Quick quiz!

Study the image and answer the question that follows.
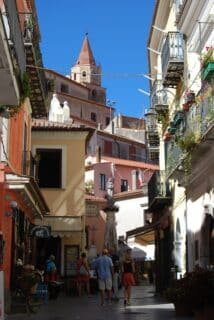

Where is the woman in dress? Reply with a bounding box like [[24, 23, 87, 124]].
[[76, 252, 90, 296], [121, 248, 135, 306]]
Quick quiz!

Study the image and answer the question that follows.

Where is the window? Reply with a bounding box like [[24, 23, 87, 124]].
[[106, 117, 110, 126], [37, 148, 62, 188], [100, 174, 106, 190], [61, 83, 69, 94], [121, 179, 128, 192], [82, 71, 86, 77], [91, 112, 97, 122]]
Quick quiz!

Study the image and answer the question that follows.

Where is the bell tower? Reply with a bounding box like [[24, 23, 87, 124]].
[[71, 34, 106, 104]]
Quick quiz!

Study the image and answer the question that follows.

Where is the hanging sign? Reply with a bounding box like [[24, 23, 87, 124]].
[[29, 224, 51, 238]]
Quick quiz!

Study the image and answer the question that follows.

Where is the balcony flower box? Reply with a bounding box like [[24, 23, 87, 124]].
[[182, 102, 191, 112], [164, 132, 172, 141], [201, 62, 214, 81]]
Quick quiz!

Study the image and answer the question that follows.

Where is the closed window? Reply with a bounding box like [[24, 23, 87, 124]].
[[100, 174, 106, 190], [37, 148, 62, 188]]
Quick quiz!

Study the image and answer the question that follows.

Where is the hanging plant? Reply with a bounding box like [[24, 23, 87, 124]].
[[20, 72, 30, 102], [0, 105, 21, 118], [176, 132, 200, 153]]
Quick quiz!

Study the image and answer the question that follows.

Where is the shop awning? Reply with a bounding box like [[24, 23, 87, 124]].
[[126, 222, 159, 246]]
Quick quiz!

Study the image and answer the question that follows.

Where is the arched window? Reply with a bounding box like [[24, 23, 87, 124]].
[[82, 71, 86, 77]]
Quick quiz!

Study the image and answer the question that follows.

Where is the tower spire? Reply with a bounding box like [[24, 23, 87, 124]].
[[76, 33, 96, 65]]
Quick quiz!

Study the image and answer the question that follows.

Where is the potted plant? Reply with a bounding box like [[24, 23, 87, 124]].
[[164, 277, 194, 317]]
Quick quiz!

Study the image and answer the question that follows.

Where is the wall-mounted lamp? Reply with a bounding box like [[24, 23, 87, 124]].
[[5, 201, 19, 218]]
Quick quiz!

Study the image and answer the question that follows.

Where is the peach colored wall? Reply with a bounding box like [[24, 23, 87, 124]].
[[86, 210, 106, 255], [8, 105, 25, 174]]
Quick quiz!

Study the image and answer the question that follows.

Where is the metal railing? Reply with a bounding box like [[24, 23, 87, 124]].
[[3, 0, 25, 75], [161, 32, 184, 78], [151, 80, 169, 108], [165, 93, 214, 179]]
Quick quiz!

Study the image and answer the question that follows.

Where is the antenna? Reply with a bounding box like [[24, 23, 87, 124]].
[[147, 47, 161, 55], [138, 89, 150, 96], [152, 25, 167, 33]]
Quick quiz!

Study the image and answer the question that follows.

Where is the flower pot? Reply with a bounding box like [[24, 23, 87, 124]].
[[183, 102, 191, 111], [164, 133, 172, 141]]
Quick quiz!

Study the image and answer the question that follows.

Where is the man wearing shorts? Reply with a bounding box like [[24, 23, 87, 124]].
[[92, 248, 114, 306]]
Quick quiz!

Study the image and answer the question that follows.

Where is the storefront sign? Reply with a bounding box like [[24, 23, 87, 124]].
[[29, 224, 51, 238], [0, 271, 4, 320]]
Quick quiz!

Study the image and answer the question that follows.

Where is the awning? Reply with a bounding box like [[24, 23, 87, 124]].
[[126, 209, 172, 245], [126, 222, 159, 246], [5, 173, 49, 218]]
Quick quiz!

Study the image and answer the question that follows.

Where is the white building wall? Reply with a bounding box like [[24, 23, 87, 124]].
[[115, 196, 147, 237]]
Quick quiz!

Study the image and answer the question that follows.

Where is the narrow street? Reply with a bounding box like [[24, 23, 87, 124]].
[[6, 282, 193, 320]]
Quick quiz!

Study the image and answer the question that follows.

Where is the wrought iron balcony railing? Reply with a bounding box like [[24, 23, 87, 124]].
[[161, 32, 184, 88], [165, 92, 214, 181], [20, 13, 47, 118], [4, 0, 26, 76], [151, 80, 169, 113]]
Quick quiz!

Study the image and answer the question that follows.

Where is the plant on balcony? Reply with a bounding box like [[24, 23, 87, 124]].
[[21, 72, 31, 102], [176, 132, 200, 153], [85, 179, 94, 194], [157, 113, 169, 133], [201, 47, 214, 67], [0, 105, 21, 118]]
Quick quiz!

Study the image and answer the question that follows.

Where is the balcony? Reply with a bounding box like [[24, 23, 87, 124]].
[[22, 13, 47, 118], [151, 80, 169, 114], [165, 93, 214, 183], [161, 32, 184, 88], [148, 171, 172, 212], [0, 0, 25, 106]]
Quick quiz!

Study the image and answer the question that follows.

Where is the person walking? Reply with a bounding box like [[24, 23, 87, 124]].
[[92, 248, 114, 306], [121, 248, 135, 306], [76, 252, 90, 296], [110, 249, 120, 301]]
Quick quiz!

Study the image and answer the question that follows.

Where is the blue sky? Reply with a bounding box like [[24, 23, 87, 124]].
[[35, 0, 156, 118]]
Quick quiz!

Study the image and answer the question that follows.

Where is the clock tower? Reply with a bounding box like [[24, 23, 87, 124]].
[[71, 34, 106, 104]]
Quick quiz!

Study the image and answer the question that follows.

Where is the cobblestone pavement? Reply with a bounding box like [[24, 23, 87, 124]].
[[6, 283, 193, 320]]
